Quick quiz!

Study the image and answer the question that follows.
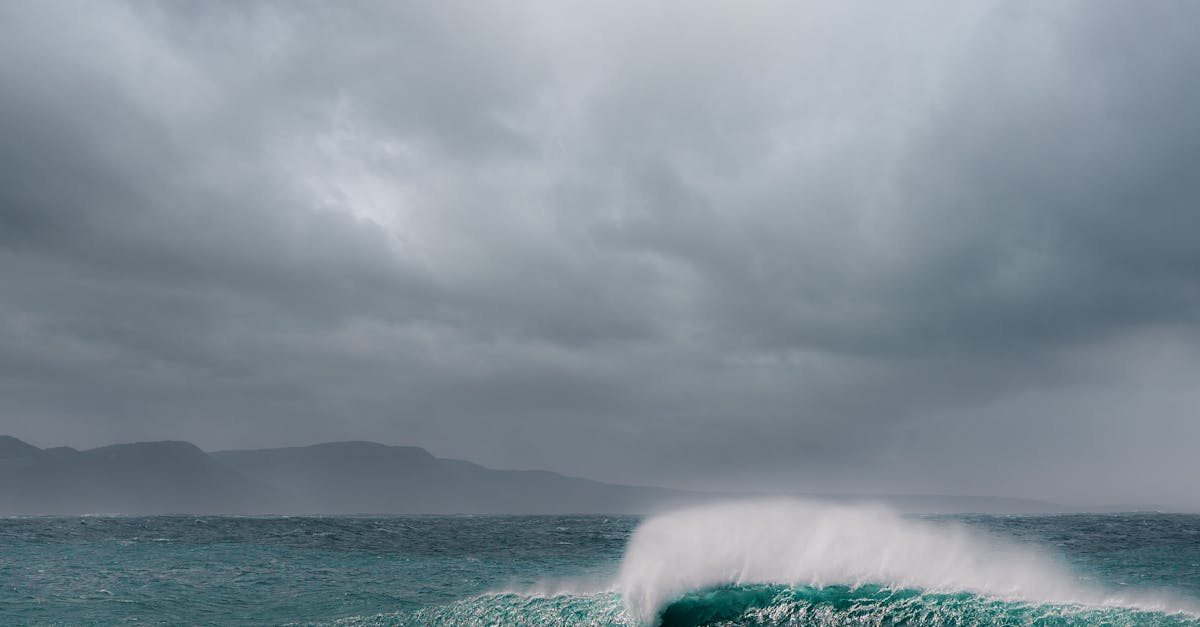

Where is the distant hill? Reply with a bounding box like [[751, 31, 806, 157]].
[[212, 440, 692, 514], [0, 437, 279, 514], [0, 435, 1063, 515], [0, 436, 692, 515]]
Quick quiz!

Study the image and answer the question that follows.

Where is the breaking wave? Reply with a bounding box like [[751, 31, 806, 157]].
[[341, 500, 1200, 626], [617, 500, 1198, 624]]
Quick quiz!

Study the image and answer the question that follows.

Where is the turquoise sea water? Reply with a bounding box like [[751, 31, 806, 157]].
[[2, 504, 1199, 625]]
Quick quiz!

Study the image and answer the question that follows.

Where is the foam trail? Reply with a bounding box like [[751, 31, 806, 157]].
[[617, 499, 1194, 624]]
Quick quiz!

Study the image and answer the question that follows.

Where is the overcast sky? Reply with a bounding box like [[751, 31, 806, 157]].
[[2, 1, 1198, 508]]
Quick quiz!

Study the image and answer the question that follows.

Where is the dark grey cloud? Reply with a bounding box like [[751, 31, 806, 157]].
[[2, 1, 1199, 508]]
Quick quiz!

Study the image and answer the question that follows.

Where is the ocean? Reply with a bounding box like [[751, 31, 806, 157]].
[[2, 501, 1199, 626]]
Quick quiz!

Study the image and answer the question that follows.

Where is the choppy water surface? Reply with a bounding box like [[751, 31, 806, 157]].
[[2, 502, 1199, 625]]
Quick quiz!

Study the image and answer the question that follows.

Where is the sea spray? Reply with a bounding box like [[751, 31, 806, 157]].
[[616, 499, 1196, 624]]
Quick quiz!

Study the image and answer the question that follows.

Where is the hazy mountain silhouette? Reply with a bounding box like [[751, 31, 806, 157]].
[[0, 436, 1061, 515], [0, 436, 279, 514], [0, 436, 690, 514], [212, 441, 690, 514]]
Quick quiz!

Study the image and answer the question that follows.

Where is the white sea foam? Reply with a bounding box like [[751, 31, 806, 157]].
[[616, 499, 1195, 624]]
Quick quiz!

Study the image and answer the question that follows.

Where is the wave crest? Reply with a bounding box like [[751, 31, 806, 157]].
[[616, 499, 1192, 624]]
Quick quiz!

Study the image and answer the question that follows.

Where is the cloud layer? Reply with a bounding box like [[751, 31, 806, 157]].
[[2, 1, 1198, 507]]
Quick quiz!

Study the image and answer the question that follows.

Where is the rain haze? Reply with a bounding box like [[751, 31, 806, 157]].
[[2, 1, 1199, 511]]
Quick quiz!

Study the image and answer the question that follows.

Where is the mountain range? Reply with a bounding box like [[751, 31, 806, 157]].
[[0, 435, 1061, 515]]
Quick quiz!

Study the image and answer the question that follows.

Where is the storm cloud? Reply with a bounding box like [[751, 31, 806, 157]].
[[2, 1, 1199, 508]]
